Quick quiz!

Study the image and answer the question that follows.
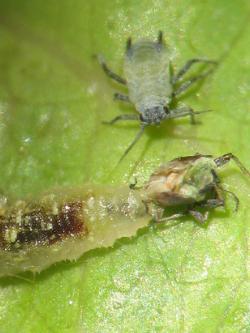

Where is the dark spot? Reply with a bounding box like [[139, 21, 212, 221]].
[[0, 201, 88, 251]]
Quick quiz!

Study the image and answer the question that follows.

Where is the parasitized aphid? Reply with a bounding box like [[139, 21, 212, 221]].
[[142, 153, 250, 223], [98, 31, 217, 162]]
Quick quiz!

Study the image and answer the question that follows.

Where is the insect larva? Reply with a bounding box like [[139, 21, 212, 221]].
[[0, 186, 148, 277], [99, 31, 217, 161]]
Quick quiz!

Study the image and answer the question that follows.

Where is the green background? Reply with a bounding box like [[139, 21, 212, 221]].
[[0, 0, 250, 332]]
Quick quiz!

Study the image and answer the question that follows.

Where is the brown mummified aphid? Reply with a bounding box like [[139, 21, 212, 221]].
[[0, 186, 147, 277], [143, 153, 250, 223]]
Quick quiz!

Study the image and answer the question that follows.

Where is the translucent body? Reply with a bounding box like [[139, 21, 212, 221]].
[[0, 186, 148, 277], [124, 40, 172, 122]]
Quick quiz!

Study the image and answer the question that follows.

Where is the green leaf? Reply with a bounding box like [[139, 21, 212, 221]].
[[0, 0, 250, 332]]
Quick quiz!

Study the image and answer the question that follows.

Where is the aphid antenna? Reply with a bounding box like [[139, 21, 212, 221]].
[[214, 153, 250, 178], [118, 124, 147, 163]]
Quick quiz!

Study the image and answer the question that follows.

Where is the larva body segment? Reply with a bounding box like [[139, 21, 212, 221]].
[[0, 186, 148, 277], [124, 39, 172, 122]]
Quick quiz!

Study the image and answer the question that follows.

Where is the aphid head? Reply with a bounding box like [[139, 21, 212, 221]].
[[140, 105, 167, 125]]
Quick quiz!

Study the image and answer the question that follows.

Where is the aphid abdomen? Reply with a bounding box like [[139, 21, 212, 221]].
[[124, 41, 172, 112]]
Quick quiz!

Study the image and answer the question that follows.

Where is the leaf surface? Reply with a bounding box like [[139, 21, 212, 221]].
[[0, 1, 250, 332]]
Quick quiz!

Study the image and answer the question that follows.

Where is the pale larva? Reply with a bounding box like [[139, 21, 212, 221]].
[[99, 31, 217, 161], [0, 186, 148, 277]]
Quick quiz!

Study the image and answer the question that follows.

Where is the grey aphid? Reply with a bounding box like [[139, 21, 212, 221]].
[[98, 31, 217, 162]]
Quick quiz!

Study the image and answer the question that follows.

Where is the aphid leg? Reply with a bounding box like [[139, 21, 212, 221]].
[[118, 123, 147, 162], [173, 66, 216, 97], [97, 55, 127, 85], [167, 106, 211, 124], [155, 212, 187, 223], [200, 198, 225, 209], [114, 93, 131, 103], [145, 203, 165, 221], [102, 114, 139, 125], [214, 153, 250, 177], [189, 210, 209, 223], [157, 31, 163, 44], [172, 58, 218, 84]]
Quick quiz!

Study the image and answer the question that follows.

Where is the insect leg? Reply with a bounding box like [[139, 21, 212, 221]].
[[172, 66, 216, 97], [172, 58, 217, 84], [214, 153, 250, 177], [167, 106, 211, 124], [189, 210, 209, 223], [199, 198, 225, 209], [114, 93, 131, 103], [97, 55, 127, 85], [102, 114, 139, 125], [155, 213, 187, 223]]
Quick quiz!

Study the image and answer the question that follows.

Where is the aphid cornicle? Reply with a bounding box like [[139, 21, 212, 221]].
[[144, 153, 250, 223], [98, 31, 217, 161]]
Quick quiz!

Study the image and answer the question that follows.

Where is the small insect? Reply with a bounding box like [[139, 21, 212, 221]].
[[143, 153, 250, 223], [98, 31, 217, 161]]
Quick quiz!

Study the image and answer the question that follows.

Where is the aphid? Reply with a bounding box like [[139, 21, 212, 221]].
[[144, 153, 250, 223], [99, 31, 217, 161]]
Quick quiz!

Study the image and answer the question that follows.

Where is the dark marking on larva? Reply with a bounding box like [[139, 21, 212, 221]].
[[0, 201, 88, 251]]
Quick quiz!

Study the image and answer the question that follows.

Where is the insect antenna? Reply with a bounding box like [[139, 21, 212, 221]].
[[118, 124, 147, 163], [214, 153, 250, 178]]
